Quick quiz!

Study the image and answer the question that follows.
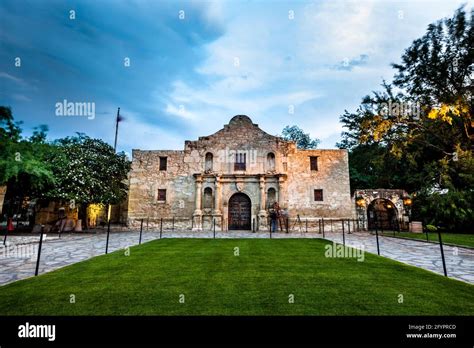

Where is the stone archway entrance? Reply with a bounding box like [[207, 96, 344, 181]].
[[367, 198, 398, 230], [228, 193, 251, 230]]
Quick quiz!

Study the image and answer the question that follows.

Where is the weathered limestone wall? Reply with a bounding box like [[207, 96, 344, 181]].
[[128, 150, 196, 220], [127, 115, 354, 226], [286, 149, 353, 218], [35, 201, 78, 224], [184, 116, 291, 175]]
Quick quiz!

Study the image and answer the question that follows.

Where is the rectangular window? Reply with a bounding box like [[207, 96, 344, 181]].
[[157, 189, 166, 201], [234, 153, 246, 171], [314, 189, 323, 201], [310, 156, 318, 171], [159, 157, 167, 171]]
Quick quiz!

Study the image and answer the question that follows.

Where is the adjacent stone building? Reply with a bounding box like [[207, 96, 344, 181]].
[[127, 115, 352, 230]]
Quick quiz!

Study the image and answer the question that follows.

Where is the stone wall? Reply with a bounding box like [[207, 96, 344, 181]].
[[127, 115, 353, 227], [128, 150, 196, 220], [287, 149, 353, 217]]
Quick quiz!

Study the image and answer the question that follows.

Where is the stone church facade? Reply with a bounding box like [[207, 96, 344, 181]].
[[127, 115, 352, 230]]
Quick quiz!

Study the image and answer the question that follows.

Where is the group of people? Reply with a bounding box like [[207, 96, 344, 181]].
[[268, 202, 288, 232]]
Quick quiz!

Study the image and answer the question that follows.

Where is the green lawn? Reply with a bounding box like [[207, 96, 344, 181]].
[[0, 238, 473, 315], [380, 231, 474, 248]]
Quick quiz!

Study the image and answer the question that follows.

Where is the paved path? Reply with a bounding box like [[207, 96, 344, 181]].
[[0, 230, 473, 286], [322, 231, 474, 284]]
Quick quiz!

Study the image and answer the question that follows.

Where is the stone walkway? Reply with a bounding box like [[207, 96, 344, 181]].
[[321, 231, 474, 284], [0, 230, 473, 286]]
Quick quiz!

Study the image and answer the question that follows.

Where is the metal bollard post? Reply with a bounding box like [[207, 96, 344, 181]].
[[160, 218, 163, 239], [305, 219, 308, 233], [342, 220, 345, 246], [438, 230, 447, 277], [139, 218, 143, 245], [252, 218, 255, 233], [375, 225, 380, 256], [213, 218, 216, 239], [172, 216, 175, 231], [286, 217, 289, 233], [269, 218, 272, 239], [105, 219, 111, 254], [35, 225, 45, 276]]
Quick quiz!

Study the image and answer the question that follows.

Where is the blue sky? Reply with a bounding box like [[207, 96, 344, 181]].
[[0, 0, 471, 156]]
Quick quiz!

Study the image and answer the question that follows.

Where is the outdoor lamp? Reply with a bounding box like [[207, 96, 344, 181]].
[[403, 197, 412, 206], [356, 197, 366, 208]]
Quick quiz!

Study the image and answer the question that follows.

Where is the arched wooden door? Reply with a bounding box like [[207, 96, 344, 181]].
[[367, 198, 398, 230], [228, 193, 251, 230]]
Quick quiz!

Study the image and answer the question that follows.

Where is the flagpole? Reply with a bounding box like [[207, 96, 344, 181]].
[[114, 107, 120, 152], [109, 107, 120, 223]]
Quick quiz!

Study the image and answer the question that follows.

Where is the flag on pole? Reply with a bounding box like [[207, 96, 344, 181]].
[[117, 111, 124, 123]]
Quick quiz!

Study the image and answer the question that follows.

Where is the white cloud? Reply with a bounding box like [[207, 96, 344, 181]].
[[155, 0, 473, 149]]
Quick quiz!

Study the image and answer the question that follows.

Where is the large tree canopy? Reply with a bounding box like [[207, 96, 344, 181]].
[[338, 6, 473, 231], [44, 134, 130, 206], [1, 108, 130, 226], [0, 107, 55, 196]]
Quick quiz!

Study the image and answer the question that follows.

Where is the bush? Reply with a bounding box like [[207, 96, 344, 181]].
[[412, 190, 474, 233]]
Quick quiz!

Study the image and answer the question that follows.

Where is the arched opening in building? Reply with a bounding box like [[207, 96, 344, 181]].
[[228, 192, 251, 230], [267, 188, 276, 209], [203, 187, 213, 209], [267, 152, 275, 171], [367, 198, 398, 230], [205, 152, 213, 171]]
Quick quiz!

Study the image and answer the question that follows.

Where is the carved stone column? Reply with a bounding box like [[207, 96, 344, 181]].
[[193, 175, 203, 230], [259, 176, 266, 215], [277, 176, 285, 206], [213, 175, 222, 216]]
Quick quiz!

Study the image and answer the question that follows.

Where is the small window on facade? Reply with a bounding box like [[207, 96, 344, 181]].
[[205, 153, 213, 171], [159, 157, 167, 171], [310, 156, 318, 171], [267, 152, 275, 171], [158, 189, 167, 201], [314, 189, 323, 201], [234, 153, 246, 171], [203, 187, 213, 209]]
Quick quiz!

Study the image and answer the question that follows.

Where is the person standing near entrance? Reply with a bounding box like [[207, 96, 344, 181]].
[[269, 209, 277, 232], [269, 202, 281, 232]]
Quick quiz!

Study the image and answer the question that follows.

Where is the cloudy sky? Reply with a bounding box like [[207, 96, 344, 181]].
[[0, 0, 471, 156]]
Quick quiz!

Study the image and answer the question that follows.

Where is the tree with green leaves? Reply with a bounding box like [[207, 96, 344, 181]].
[[42, 134, 130, 228], [0, 107, 56, 220], [338, 6, 473, 231], [1, 106, 131, 228], [281, 125, 320, 149]]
